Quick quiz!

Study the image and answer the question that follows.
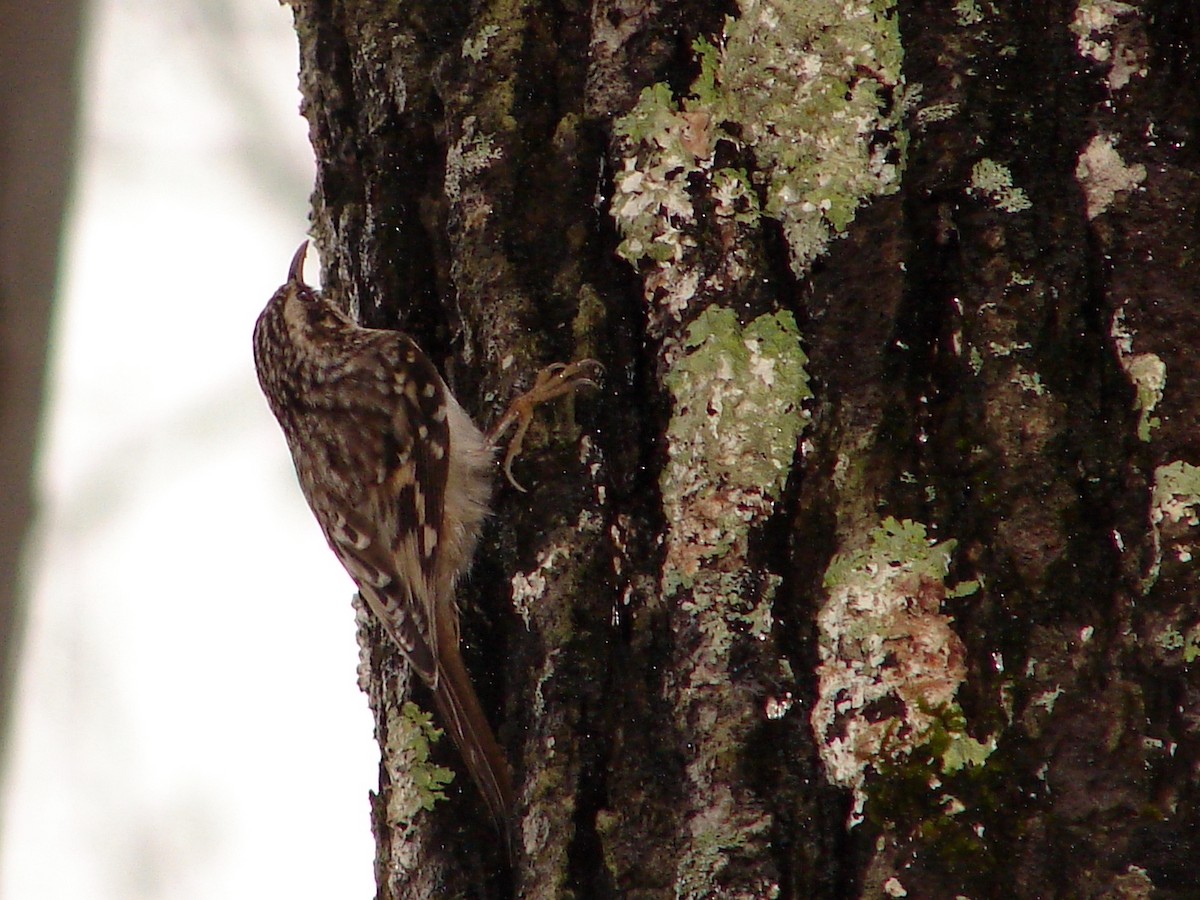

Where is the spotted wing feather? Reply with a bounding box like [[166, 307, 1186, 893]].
[[316, 333, 452, 685]]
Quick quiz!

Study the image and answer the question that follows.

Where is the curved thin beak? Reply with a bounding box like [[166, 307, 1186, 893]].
[[288, 240, 309, 284]]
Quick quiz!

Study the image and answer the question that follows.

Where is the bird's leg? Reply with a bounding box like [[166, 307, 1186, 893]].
[[486, 359, 604, 491]]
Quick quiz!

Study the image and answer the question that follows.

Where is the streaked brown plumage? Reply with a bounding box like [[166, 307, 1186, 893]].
[[253, 241, 599, 844]]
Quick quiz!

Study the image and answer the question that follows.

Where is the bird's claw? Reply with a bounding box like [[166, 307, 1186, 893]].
[[488, 359, 604, 492]]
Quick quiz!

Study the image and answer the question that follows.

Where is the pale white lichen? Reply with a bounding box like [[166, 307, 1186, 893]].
[[1076, 134, 1146, 220], [969, 159, 1032, 213], [462, 23, 501, 61], [444, 115, 502, 205], [812, 518, 983, 825], [510, 544, 570, 628], [1070, 0, 1135, 60], [1111, 305, 1164, 441], [520, 778, 560, 858], [609, 86, 724, 342], [765, 693, 794, 720], [1123, 354, 1165, 440], [988, 340, 1032, 357], [1111, 864, 1155, 897], [352, 591, 376, 695], [1070, 0, 1146, 90], [1032, 685, 1064, 713], [914, 101, 960, 128]]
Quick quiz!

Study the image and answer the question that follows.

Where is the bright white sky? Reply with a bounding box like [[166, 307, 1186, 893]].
[[1, 1, 377, 896]]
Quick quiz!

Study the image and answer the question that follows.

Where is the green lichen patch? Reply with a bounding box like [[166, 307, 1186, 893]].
[[659, 306, 810, 603], [610, 0, 906, 284], [1188, 629, 1200, 664], [968, 345, 984, 375], [953, 0, 985, 26], [1151, 624, 1200, 660], [940, 732, 996, 773], [813, 518, 982, 825], [1142, 461, 1200, 592], [609, 84, 726, 332], [659, 306, 811, 610], [384, 701, 455, 826], [1012, 367, 1046, 397], [672, 788, 778, 898], [611, 83, 710, 267], [1151, 462, 1200, 528], [700, 0, 906, 274], [663, 307, 811, 506], [968, 159, 1032, 213]]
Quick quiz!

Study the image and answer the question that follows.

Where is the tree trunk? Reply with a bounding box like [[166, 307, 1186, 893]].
[[0, 0, 85, 782], [289, 1, 1200, 896]]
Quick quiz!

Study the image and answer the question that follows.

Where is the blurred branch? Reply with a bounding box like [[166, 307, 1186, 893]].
[[0, 0, 86, 792]]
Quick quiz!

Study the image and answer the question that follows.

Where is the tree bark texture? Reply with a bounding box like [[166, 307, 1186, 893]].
[[290, 1, 1200, 897]]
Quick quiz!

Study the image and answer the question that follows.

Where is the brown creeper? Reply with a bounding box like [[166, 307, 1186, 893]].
[[253, 241, 600, 832]]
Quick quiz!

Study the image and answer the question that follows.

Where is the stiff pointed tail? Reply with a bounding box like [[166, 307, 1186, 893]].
[[431, 647, 515, 848]]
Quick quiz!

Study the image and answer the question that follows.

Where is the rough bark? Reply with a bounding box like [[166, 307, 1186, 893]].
[[290, 1, 1200, 897]]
